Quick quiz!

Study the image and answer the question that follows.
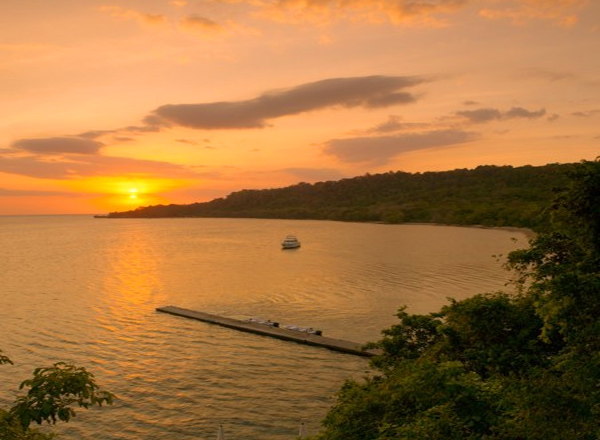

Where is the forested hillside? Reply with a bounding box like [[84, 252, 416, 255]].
[[106, 163, 575, 230]]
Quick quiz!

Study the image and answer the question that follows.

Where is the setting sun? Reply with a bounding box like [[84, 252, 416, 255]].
[[128, 188, 138, 199], [53, 176, 191, 213]]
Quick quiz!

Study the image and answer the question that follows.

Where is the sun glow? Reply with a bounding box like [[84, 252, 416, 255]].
[[128, 188, 139, 199], [60, 176, 192, 213]]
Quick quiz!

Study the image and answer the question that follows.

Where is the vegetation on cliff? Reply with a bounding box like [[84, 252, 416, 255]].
[[106, 163, 575, 230], [313, 159, 600, 440]]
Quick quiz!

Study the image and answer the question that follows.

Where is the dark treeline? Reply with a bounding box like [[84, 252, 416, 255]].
[[107, 163, 575, 230]]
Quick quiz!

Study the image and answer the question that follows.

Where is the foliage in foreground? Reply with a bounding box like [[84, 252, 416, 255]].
[[0, 356, 114, 440], [315, 159, 600, 440]]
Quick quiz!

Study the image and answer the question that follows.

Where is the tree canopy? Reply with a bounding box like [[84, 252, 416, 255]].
[[315, 159, 600, 440], [105, 163, 574, 230], [0, 355, 114, 440]]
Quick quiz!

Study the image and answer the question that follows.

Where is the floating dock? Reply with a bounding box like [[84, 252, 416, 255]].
[[156, 306, 380, 357]]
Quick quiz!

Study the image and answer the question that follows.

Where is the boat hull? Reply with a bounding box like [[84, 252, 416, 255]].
[[281, 235, 301, 249]]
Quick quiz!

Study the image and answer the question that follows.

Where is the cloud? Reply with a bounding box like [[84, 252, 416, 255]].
[[77, 130, 115, 140], [11, 137, 105, 155], [515, 67, 577, 82], [478, 0, 585, 27], [146, 75, 429, 129], [0, 154, 199, 180], [257, 0, 469, 27], [362, 115, 432, 134], [179, 15, 223, 32], [572, 109, 600, 118], [97, 0, 588, 34], [175, 138, 212, 146], [247, 0, 587, 28], [0, 188, 80, 197], [457, 106, 546, 123], [322, 129, 477, 165], [77, 125, 161, 141], [456, 108, 503, 123], [99, 6, 168, 26], [121, 124, 162, 134], [99, 5, 249, 37], [504, 107, 547, 119]]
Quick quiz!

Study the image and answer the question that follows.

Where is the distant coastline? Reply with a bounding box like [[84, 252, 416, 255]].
[[93, 213, 536, 239], [396, 222, 536, 238], [100, 163, 574, 232]]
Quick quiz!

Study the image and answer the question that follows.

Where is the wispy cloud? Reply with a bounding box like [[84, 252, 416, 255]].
[[0, 154, 199, 180], [146, 75, 429, 129], [251, 0, 586, 27], [0, 187, 81, 197], [363, 115, 432, 134], [77, 125, 160, 141], [96, 0, 590, 43], [456, 106, 546, 123], [256, 0, 468, 27], [179, 15, 223, 32], [11, 137, 105, 155], [478, 0, 585, 27], [514, 67, 577, 82], [322, 129, 478, 165], [99, 5, 241, 36], [175, 138, 214, 147], [99, 5, 168, 26], [572, 109, 600, 118]]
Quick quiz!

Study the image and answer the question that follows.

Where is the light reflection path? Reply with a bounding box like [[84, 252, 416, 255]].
[[0, 216, 527, 440]]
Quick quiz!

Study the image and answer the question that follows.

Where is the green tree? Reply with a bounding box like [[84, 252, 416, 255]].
[[315, 159, 600, 440], [320, 360, 499, 440], [0, 353, 114, 440], [507, 159, 600, 348], [500, 159, 600, 440]]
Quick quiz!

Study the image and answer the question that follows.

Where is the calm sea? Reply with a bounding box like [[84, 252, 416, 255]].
[[0, 216, 528, 439]]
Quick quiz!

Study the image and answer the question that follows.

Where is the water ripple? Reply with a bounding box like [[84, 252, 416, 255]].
[[0, 217, 526, 440]]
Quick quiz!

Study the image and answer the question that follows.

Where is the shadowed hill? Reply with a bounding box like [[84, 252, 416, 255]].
[[105, 163, 575, 230]]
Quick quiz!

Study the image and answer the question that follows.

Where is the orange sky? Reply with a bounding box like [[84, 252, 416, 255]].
[[1, 0, 599, 215]]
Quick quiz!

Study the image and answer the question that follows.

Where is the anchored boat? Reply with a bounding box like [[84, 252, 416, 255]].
[[282, 235, 301, 249]]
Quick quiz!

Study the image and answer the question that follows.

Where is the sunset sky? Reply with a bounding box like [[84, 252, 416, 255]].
[[1, 0, 599, 215]]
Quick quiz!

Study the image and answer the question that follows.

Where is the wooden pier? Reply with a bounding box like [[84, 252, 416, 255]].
[[156, 306, 380, 357]]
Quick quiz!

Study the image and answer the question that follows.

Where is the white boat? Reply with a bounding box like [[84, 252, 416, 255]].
[[281, 235, 301, 249]]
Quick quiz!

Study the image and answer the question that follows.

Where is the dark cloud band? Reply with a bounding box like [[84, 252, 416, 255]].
[[0, 155, 198, 180], [11, 137, 104, 155], [457, 107, 546, 123], [323, 129, 477, 165], [146, 75, 429, 129]]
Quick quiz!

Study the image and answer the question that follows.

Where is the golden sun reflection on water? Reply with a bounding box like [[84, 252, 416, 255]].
[[100, 227, 164, 322]]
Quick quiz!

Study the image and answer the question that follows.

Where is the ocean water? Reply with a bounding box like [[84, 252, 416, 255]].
[[0, 216, 529, 439]]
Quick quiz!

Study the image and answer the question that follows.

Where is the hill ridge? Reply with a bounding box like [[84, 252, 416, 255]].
[[105, 163, 575, 230]]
